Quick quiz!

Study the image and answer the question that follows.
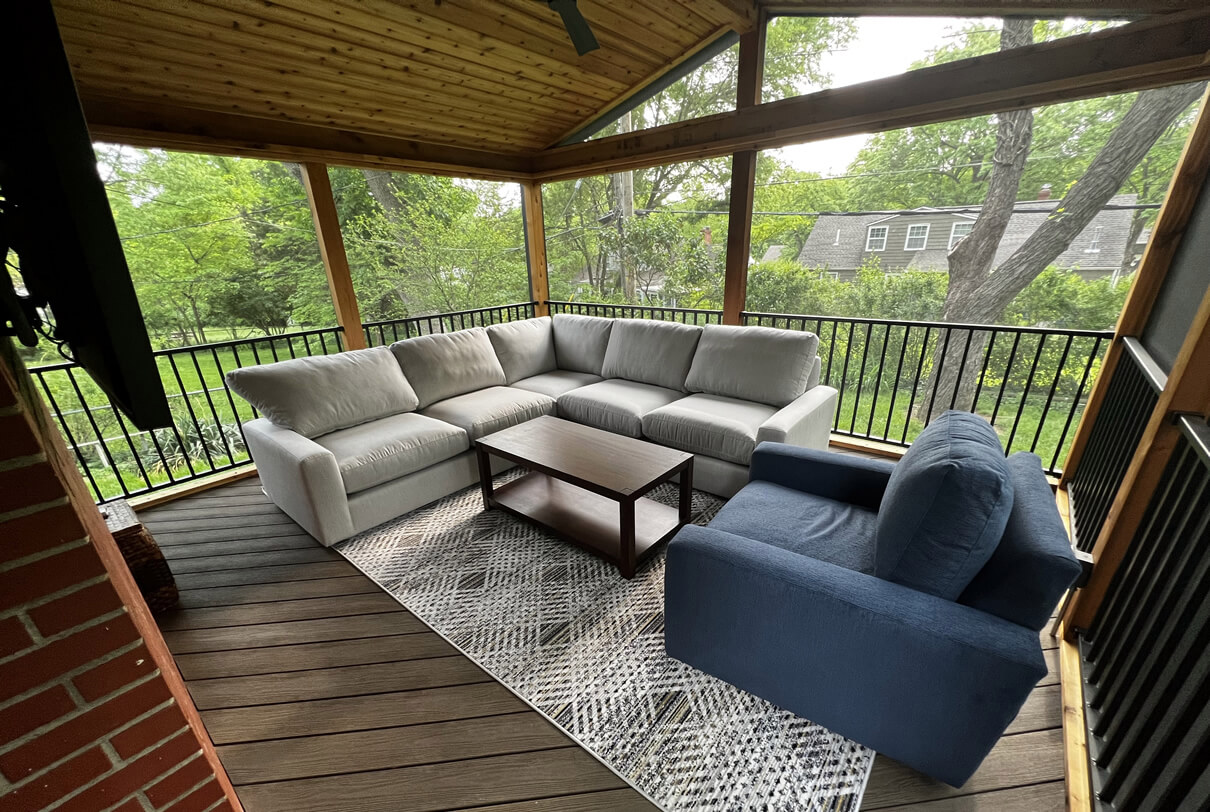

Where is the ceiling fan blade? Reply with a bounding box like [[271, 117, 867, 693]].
[[548, 0, 599, 56]]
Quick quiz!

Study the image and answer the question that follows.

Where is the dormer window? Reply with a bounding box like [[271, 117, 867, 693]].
[[905, 224, 930, 251], [1085, 226, 1103, 253], [866, 225, 888, 251], [949, 222, 974, 250]]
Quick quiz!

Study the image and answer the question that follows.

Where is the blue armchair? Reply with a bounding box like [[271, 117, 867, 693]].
[[664, 411, 1080, 787]]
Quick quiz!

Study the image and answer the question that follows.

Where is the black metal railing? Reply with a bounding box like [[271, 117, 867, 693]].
[[743, 312, 1111, 476], [1080, 414, 1210, 812], [546, 300, 723, 325], [1068, 338, 1166, 551], [30, 327, 345, 503], [362, 302, 537, 347]]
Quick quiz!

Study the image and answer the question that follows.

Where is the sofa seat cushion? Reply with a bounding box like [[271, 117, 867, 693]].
[[642, 394, 776, 465], [959, 453, 1082, 630], [557, 379, 685, 438], [876, 410, 1014, 601], [601, 319, 702, 392], [390, 327, 508, 409], [552, 314, 614, 375], [314, 413, 469, 495], [510, 370, 602, 399], [685, 324, 820, 407], [225, 347, 419, 438], [486, 317, 557, 383], [421, 386, 555, 440], [710, 481, 878, 573]]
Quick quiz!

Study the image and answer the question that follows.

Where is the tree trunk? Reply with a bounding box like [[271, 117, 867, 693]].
[[611, 111, 636, 301], [362, 169, 404, 218]]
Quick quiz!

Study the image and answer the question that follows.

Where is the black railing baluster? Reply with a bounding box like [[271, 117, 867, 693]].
[[108, 407, 154, 494], [188, 349, 237, 466], [835, 322, 856, 432], [35, 371, 103, 501], [850, 322, 874, 435], [990, 332, 1022, 428], [867, 322, 891, 438], [1004, 334, 1047, 454], [826, 321, 839, 386], [885, 325, 910, 440], [903, 326, 932, 445], [949, 329, 975, 411], [1052, 336, 1104, 472], [971, 331, 998, 415], [167, 353, 216, 471], [1031, 334, 1074, 454], [923, 327, 952, 426], [211, 346, 249, 450]]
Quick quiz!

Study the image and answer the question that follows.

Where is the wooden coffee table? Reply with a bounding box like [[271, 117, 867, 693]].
[[474, 416, 694, 578]]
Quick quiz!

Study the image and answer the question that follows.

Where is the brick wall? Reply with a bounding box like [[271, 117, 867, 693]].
[[0, 340, 241, 812]]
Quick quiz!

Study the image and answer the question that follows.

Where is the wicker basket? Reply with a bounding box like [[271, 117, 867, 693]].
[[103, 501, 179, 614]]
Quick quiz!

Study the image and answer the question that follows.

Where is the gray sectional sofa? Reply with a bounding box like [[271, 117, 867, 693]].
[[226, 314, 838, 546]]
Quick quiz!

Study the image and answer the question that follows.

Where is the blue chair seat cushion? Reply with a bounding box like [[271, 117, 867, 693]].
[[709, 480, 877, 574], [875, 411, 1014, 600]]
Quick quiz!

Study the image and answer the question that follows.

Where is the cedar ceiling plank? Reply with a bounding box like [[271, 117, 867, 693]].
[[532, 9, 1210, 179], [80, 95, 535, 181], [282, 0, 627, 95], [105, 0, 607, 110], [64, 36, 567, 138], [669, 0, 758, 30], [55, 6, 591, 121], [388, 0, 658, 82], [73, 64, 543, 150], [759, 0, 1205, 15], [192, 0, 621, 99]]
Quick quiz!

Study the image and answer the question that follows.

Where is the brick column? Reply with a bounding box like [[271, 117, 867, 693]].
[[0, 340, 241, 812]]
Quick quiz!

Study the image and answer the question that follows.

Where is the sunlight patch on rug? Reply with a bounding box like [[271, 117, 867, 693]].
[[337, 477, 873, 811]]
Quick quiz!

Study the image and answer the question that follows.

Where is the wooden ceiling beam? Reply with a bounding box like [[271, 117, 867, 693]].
[[760, 0, 1207, 15], [530, 9, 1210, 181], [80, 95, 534, 182]]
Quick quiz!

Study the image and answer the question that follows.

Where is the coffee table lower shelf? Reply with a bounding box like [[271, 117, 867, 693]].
[[490, 471, 682, 575]]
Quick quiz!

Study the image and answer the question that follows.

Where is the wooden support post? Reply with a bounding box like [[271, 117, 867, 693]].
[[722, 14, 766, 326], [521, 180, 550, 317], [301, 162, 366, 350], [1060, 91, 1210, 485]]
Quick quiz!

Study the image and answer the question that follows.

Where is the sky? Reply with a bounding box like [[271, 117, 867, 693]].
[[775, 17, 971, 176]]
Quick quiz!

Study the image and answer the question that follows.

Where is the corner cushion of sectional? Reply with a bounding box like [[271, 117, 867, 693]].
[[420, 386, 555, 440]]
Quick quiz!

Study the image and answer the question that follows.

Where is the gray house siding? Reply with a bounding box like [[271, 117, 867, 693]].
[[861, 211, 976, 271]]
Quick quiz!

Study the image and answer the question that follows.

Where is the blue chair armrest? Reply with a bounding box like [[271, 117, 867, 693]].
[[665, 524, 1046, 787], [749, 441, 894, 511]]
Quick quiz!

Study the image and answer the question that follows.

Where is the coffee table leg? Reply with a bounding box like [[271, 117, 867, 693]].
[[475, 444, 494, 510], [679, 460, 693, 526], [619, 499, 636, 579]]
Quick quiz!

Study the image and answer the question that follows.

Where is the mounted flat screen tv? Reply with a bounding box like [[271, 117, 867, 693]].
[[0, 1, 171, 430]]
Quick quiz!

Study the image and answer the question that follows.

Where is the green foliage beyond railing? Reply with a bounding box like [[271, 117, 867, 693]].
[[34, 300, 1108, 502]]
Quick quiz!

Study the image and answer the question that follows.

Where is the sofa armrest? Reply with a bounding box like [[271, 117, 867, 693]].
[[748, 442, 893, 510], [756, 385, 838, 450], [242, 418, 354, 546], [665, 524, 1046, 787]]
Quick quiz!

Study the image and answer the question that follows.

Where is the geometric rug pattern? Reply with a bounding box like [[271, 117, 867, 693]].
[[337, 475, 874, 811]]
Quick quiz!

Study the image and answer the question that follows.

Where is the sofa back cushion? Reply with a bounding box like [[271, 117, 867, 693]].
[[390, 327, 507, 409], [875, 411, 1014, 600], [685, 324, 819, 407], [601, 319, 702, 391], [552, 314, 613, 375], [959, 453, 1082, 630], [225, 347, 418, 438], [486, 317, 557, 383]]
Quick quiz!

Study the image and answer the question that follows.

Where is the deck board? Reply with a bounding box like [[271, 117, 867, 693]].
[[142, 478, 655, 812], [142, 471, 1065, 812]]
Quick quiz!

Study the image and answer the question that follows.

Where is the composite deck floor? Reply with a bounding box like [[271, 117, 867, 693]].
[[140, 472, 1065, 812]]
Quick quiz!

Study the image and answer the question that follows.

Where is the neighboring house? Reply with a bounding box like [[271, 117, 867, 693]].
[[794, 193, 1139, 281]]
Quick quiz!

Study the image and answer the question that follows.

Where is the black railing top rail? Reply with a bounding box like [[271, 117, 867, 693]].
[[1120, 336, 1168, 394], [361, 302, 538, 330], [743, 310, 1115, 339]]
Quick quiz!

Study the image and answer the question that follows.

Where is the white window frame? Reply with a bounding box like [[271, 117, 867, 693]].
[[866, 225, 888, 252], [904, 224, 930, 251], [948, 222, 974, 250]]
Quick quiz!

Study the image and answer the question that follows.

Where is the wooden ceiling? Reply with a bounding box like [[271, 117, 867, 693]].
[[53, 0, 752, 156], [49, 1, 1210, 181]]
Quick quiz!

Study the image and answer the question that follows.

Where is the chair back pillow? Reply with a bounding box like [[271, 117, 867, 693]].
[[390, 327, 507, 409], [875, 411, 1013, 600], [601, 319, 702, 391], [552, 314, 614, 375], [685, 324, 819, 407], [226, 347, 419, 438], [958, 453, 1082, 630], [486, 317, 557, 383]]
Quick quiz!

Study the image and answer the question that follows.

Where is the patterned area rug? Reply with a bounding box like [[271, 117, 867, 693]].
[[337, 475, 874, 811]]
